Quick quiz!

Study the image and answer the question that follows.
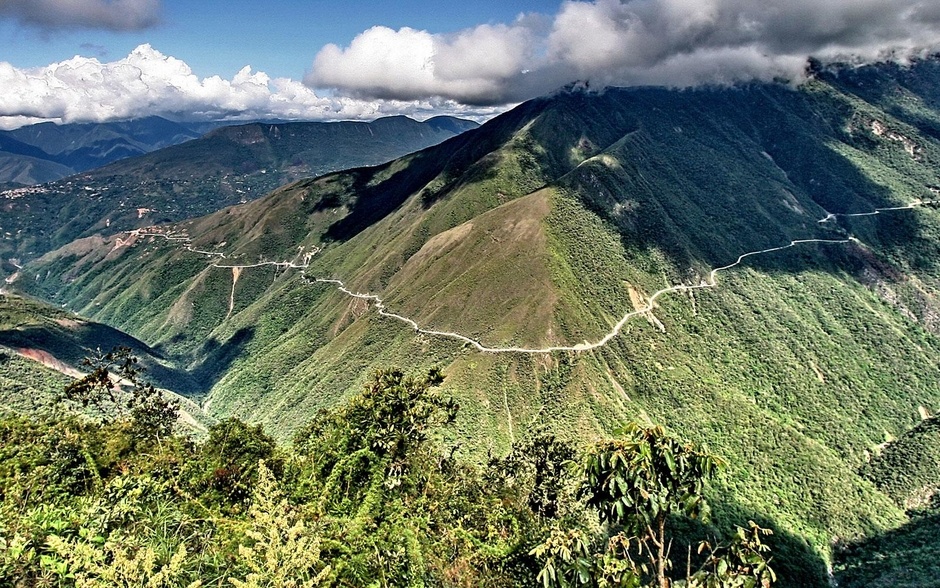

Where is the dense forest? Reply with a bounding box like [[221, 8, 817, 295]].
[[1, 356, 781, 587]]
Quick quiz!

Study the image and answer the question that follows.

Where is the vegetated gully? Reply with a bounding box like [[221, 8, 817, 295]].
[[130, 200, 934, 355]]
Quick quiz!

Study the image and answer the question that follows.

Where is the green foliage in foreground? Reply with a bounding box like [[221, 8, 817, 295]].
[[1, 367, 780, 587], [60, 346, 181, 443], [533, 423, 774, 588]]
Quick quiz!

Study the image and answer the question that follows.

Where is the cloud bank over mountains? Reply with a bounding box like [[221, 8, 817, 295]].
[[309, 0, 940, 105], [2, 0, 940, 127], [0, 45, 501, 130]]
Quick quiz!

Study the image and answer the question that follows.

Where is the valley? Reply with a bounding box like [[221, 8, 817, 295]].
[[5, 58, 940, 586], [0, 115, 478, 273], [6, 0, 940, 583]]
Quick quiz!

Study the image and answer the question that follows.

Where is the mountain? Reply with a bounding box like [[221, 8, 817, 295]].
[[12, 58, 940, 585], [100, 114, 478, 186], [4, 116, 202, 169], [0, 116, 204, 186], [0, 115, 479, 272], [0, 293, 208, 427], [0, 132, 75, 186], [0, 152, 74, 187]]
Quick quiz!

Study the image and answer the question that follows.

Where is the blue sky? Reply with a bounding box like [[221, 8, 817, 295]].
[[1, 1, 561, 79], [1, 0, 939, 129]]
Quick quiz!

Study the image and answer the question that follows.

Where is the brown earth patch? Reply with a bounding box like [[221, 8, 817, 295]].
[[12, 347, 83, 379], [627, 285, 665, 333]]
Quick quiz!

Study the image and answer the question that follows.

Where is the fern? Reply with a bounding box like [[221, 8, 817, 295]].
[[228, 461, 331, 588]]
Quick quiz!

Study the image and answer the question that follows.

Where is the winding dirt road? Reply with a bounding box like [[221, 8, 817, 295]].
[[311, 239, 852, 353], [130, 200, 934, 354]]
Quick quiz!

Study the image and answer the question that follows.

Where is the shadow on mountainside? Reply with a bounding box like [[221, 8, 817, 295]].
[[321, 101, 544, 243], [190, 326, 255, 393], [660, 499, 831, 588], [834, 511, 940, 588], [559, 84, 940, 283], [0, 319, 203, 396]]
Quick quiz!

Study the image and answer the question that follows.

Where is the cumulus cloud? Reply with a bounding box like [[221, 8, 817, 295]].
[[311, 23, 538, 104], [7, 0, 940, 127], [0, 45, 500, 129], [0, 0, 161, 31], [307, 0, 940, 105]]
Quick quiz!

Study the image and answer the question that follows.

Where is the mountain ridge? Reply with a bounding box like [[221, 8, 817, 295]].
[[0, 116, 204, 185], [0, 292, 211, 431], [0, 115, 479, 275], [11, 60, 940, 585]]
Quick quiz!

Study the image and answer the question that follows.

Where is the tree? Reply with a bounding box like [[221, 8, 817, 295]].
[[497, 428, 578, 520], [61, 346, 179, 442], [582, 422, 719, 588], [184, 418, 279, 506], [533, 421, 775, 588], [288, 367, 460, 585], [293, 366, 456, 487], [689, 522, 776, 588]]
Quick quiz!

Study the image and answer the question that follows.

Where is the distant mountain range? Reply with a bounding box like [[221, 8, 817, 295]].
[[0, 115, 479, 190], [0, 115, 478, 265], [0, 116, 205, 186]]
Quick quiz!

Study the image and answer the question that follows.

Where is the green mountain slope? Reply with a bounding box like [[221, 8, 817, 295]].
[[834, 414, 940, 586], [0, 293, 205, 400], [862, 415, 940, 510], [0, 152, 73, 186], [14, 59, 940, 585], [0, 115, 477, 274], [0, 116, 203, 186], [835, 511, 940, 588], [0, 293, 210, 433]]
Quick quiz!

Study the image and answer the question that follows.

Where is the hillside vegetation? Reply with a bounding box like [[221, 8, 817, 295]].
[[831, 415, 940, 587], [0, 116, 477, 274], [862, 415, 940, 510], [13, 58, 940, 585], [0, 294, 208, 427], [0, 366, 789, 587]]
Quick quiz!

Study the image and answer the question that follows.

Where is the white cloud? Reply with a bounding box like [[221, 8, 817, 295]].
[[6, 0, 940, 128], [0, 45, 500, 129], [309, 24, 536, 104], [312, 27, 438, 101], [308, 21, 540, 104], [307, 0, 940, 105], [0, 0, 161, 31]]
